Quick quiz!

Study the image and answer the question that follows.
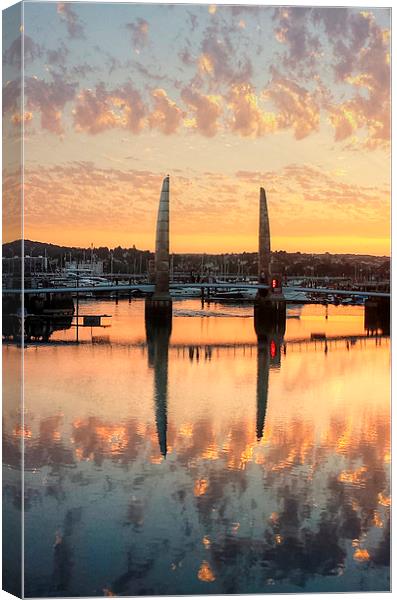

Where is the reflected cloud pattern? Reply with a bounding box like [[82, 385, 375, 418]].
[[2, 300, 390, 595]]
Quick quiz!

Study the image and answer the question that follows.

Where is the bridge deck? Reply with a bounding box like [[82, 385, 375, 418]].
[[2, 282, 390, 298]]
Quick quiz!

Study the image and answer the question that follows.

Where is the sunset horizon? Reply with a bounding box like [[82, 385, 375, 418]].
[[8, 230, 391, 258]]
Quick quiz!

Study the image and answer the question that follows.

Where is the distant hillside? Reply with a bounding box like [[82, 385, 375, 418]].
[[2, 239, 91, 258], [2, 239, 390, 279], [1, 239, 390, 261]]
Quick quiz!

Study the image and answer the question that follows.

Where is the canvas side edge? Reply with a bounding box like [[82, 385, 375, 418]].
[[2, 2, 24, 598]]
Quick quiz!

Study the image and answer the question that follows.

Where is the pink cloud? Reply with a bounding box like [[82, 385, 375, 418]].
[[57, 2, 85, 39], [148, 89, 184, 135], [25, 74, 78, 135], [272, 7, 390, 148], [266, 74, 320, 140], [2, 79, 20, 115], [73, 83, 146, 134], [180, 88, 222, 137], [126, 18, 149, 50]]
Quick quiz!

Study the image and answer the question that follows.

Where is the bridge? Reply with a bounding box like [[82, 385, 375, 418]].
[[3, 282, 390, 299], [6, 177, 389, 301], [3, 176, 390, 342]]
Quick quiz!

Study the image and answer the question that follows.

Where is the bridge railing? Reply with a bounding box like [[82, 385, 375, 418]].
[[2, 282, 390, 298]]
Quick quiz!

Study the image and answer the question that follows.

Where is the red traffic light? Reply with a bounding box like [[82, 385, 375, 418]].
[[271, 278, 278, 290]]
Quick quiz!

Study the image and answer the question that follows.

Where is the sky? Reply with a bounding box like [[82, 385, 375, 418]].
[[2, 2, 391, 255]]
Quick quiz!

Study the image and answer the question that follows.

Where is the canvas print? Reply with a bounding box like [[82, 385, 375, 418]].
[[2, 1, 391, 597]]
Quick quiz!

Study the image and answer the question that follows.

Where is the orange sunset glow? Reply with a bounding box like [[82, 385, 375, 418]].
[[3, 4, 390, 255]]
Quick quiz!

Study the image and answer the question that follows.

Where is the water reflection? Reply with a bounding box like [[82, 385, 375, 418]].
[[256, 318, 285, 441], [146, 318, 172, 458], [53, 508, 82, 593], [2, 300, 390, 596], [2, 345, 23, 596]]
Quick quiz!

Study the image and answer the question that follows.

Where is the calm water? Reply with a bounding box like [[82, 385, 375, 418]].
[[3, 300, 390, 596]]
